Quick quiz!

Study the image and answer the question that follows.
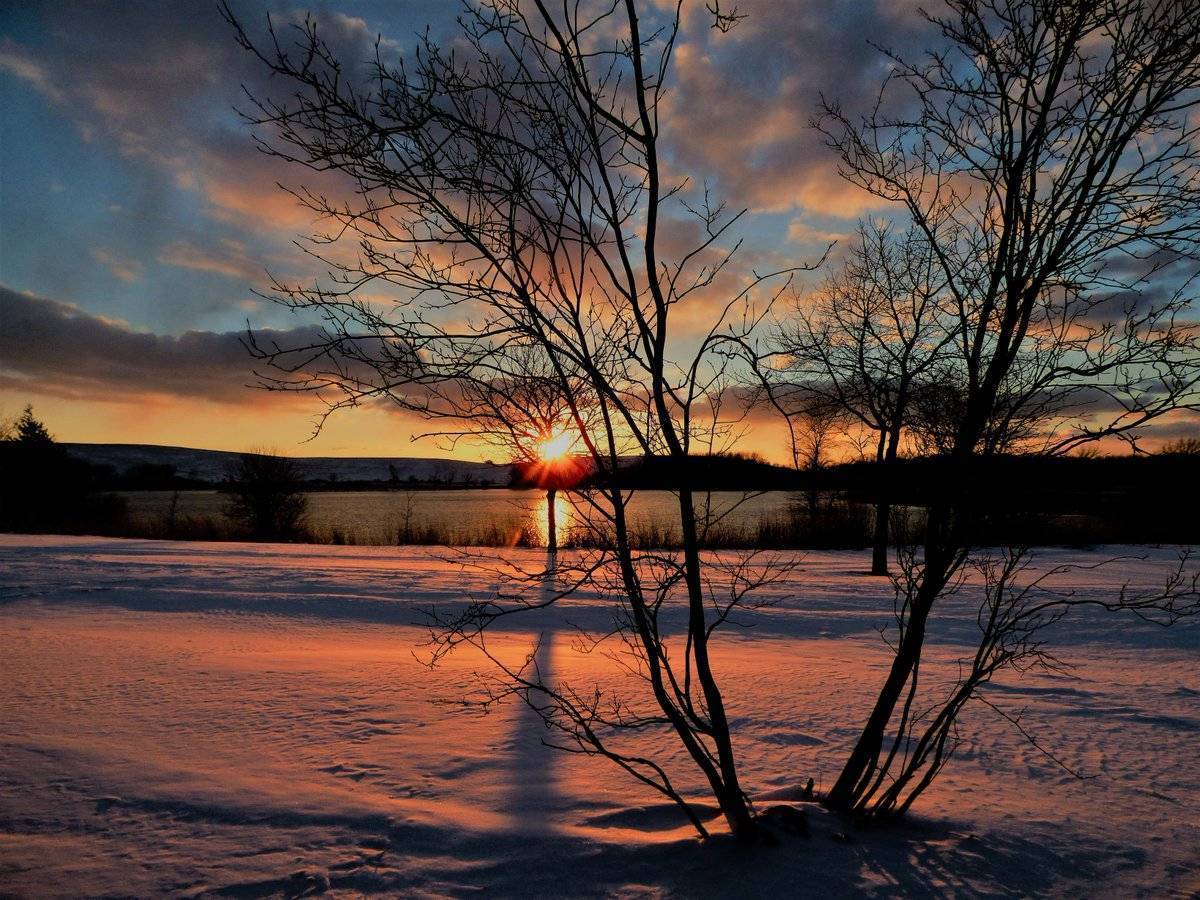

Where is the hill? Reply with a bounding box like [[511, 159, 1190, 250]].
[[62, 443, 512, 488]]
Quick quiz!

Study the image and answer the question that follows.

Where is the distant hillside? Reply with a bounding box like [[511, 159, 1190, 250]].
[[63, 443, 512, 487]]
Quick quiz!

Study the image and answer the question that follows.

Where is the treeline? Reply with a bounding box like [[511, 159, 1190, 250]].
[[815, 452, 1200, 520], [4, 411, 1197, 544], [563, 450, 1200, 544], [0, 407, 127, 533], [88, 467, 498, 491], [577, 452, 801, 491], [0, 409, 304, 541]]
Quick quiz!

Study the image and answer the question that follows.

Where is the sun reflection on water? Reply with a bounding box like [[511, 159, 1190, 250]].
[[532, 491, 577, 548]]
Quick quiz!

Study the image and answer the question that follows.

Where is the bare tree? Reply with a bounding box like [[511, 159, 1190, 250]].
[[791, 390, 843, 475], [773, 220, 956, 573], [767, 385, 847, 518], [431, 346, 594, 554], [849, 544, 1199, 817], [224, 0, 809, 839], [223, 449, 310, 541], [904, 373, 1035, 457], [1159, 435, 1200, 455], [817, 0, 1200, 814]]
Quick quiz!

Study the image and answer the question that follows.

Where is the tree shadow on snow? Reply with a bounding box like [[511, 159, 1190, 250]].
[[200, 801, 1139, 898]]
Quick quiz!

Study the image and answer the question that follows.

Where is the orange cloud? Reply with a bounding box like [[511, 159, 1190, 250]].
[[91, 249, 143, 283], [158, 239, 265, 283]]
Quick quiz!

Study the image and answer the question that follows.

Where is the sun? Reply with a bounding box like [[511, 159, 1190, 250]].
[[536, 428, 575, 461]]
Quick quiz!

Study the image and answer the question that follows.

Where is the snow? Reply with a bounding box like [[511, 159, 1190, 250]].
[[1, 535, 1197, 897]]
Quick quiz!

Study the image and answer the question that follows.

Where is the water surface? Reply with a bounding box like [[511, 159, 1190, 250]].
[[121, 488, 807, 545]]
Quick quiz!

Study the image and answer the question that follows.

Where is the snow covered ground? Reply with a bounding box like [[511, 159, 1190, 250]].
[[0, 535, 1196, 897]]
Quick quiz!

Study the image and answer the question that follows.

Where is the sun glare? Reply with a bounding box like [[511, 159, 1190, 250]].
[[536, 428, 575, 461]]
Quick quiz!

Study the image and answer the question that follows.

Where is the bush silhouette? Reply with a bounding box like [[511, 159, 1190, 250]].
[[222, 451, 309, 541]]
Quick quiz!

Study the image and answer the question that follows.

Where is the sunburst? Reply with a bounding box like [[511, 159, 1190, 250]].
[[536, 428, 575, 461]]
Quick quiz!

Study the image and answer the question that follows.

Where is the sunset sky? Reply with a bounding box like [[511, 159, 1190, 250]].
[[2, 1, 1193, 460], [0, 0, 925, 460]]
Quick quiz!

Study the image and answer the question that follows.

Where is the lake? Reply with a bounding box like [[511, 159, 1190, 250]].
[[120, 489, 811, 546]]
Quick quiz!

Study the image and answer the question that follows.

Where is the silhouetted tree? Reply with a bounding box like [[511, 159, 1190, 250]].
[[1160, 435, 1200, 455], [772, 221, 956, 572], [818, 0, 1200, 815], [225, 0, 813, 839], [417, 347, 595, 555], [852, 545, 1198, 817], [223, 450, 309, 541], [771, 387, 847, 517], [15, 405, 53, 446], [0, 406, 125, 533]]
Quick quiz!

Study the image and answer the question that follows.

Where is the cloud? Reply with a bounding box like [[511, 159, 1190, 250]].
[[786, 218, 847, 246], [662, 0, 934, 219], [6, 0, 933, 239], [0, 3, 377, 235], [0, 285, 316, 404], [0, 284, 491, 457], [91, 249, 143, 283], [0, 40, 64, 103], [158, 239, 265, 283]]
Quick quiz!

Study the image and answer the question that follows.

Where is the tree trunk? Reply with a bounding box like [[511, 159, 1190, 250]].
[[827, 504, 953, 811], [546, 488, 557, 554], [870, 500, 891, 576], [677, 486, 759, 841], [826, 597, 931, 810], [869, 424, 902, 577]]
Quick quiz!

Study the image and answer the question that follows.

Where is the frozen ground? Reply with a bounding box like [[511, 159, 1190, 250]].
[[0, 535, 1196, 898]]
